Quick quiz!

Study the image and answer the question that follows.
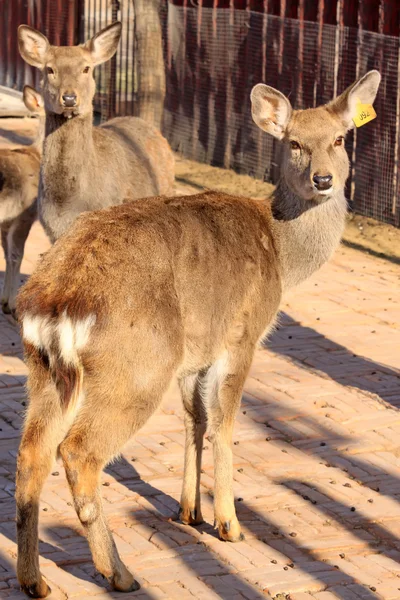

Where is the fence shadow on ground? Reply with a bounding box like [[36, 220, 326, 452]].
[[246, 390, 400, 503], [0, 453, 395, 599], [282, 479, 400, 560], [51, 451, 394, 599], [266, 311, 400, 407], [341, 239, 400, 266], [239, 497, 391, 600]]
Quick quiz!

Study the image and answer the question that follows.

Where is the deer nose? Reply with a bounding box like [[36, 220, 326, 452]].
[[62, 93, 77, 108], [313, 174, 333, 191]]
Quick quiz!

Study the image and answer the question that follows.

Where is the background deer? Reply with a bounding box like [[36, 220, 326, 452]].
[[15, 71, 380, 597], [18, 22, 175, 243], [0, 86, 44, 318]]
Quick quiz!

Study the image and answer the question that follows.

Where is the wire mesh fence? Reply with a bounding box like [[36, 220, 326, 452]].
[[163, 4, 400, 226], [0, 0, 399, 226], [82, 0, 135, 119]]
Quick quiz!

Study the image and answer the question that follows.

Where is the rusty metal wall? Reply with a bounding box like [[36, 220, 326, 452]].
[[0, 0, 83, 92]]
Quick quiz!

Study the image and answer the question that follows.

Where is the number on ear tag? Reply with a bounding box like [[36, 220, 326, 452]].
[[353, 99, 377, 128]]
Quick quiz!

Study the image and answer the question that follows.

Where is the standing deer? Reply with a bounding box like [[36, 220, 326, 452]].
[[15, 71, 380, 597], [17, 22, 174, 243], [0, 86, 44, 318]]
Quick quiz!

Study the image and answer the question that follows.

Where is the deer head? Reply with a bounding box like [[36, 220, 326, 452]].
[[251, 71, 381, 203], [18, 23, 122, 118]]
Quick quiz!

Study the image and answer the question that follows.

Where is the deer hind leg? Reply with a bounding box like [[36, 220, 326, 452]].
[[60, 433, 138, 593], [204, 346, 254, 542], [16, 366, 64, 598], [178, 372, 207, 525], [59, 362, 178, 593]]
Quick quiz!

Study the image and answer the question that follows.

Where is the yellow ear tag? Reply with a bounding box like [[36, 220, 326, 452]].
[[353, 98, 376, 128]]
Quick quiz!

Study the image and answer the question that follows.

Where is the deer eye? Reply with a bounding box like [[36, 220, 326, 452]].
[[290, 140, 301, 151], [83, 66, 90, 74], [334, 136, 344, 146], [46, 66, 54, 75]]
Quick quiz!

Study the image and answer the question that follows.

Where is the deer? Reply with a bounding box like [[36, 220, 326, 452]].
[[17, 22, 175, 243], [15, 70, 380, 597], [0, 86, 44, 318]]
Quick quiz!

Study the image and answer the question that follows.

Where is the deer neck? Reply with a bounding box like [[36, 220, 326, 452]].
[[271, 180, 347, 291], [31, 115, 46, 154], [43, 111, 94, 180]]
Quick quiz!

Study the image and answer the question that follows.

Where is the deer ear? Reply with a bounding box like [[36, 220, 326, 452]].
[[329, 70, 381, 130], [251, 84, 292, 139], [23, 86, 44, 114], [87, 22, 122, 66], [18, 25, 50, 69]]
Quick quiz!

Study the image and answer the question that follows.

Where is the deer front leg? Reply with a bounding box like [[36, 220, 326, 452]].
[[1, 227, 11, 314], [212, 418, 244, 542], [204, 349, 253, 542], [1, 209, 35, 318]]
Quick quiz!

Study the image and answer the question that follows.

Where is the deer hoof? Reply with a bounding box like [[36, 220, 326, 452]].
[[112, 571, 140, 593], [217, 517, 244, 542], [21, 579, 51, 598], [178, 505, 204, 525]]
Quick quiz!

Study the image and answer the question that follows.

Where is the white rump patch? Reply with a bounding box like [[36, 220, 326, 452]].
[[57, 313, 95, 364], [57, 313, 75, 363], [23, 315, 52, 350], [74, 314, 96, 350], [22, 312, 96, 364]]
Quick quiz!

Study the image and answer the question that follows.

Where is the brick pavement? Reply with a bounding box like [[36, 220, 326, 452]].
[[0, 120, 400, 599]]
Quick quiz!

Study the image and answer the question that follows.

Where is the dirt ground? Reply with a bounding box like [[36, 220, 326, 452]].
[[175, 157, 400, 264], [343, 214, 400, 263]]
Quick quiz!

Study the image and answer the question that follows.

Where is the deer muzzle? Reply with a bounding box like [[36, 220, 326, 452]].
[[312, 174, 333, 193], [62, 93, 77, 108]]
